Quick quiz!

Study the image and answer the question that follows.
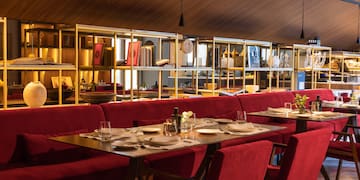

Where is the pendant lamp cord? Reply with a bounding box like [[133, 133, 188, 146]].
[[357, 5, 360, 42], [302, 0, 304, 31]]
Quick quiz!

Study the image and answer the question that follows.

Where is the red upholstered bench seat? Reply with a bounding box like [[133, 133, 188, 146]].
[[0, 105, 129, 179]]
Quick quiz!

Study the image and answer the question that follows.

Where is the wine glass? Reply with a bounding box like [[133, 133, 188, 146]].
[[237, 110, 247, 123]]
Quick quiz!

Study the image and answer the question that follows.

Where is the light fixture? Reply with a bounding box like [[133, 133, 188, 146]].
[[300, 0, 305, 39], [179, 0, 184, 27]]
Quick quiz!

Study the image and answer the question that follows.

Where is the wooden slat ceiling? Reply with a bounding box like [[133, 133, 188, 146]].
[[0, 0, 358, 50]]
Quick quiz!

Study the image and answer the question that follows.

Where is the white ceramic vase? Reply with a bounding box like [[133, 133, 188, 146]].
[[23, 81, 47, 108]]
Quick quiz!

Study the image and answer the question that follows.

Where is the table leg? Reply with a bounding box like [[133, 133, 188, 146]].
[[194, 143, 220, 180], [127, 157, 144, 180], [296, 120, 307, 133]]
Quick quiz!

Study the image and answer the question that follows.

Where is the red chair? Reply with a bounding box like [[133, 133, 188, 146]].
[[206, 140, 273, 180], [327, 125, 360, 180], [266, 128, 332, 180]]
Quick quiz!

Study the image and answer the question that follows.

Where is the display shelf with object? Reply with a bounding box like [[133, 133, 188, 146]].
[[269, 45, 295, 91], [73, 24, 182, 101], [197, 37, 245, 95], [292, 44, 332, 90], [319, 51, 360, 91], [168, 38, 214, 97], [14, 23, 77, 107]]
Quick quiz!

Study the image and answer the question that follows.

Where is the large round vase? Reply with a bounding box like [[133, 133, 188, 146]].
[[23, 81, 47, 108]]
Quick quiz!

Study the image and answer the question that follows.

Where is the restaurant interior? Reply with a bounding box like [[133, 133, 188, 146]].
[[1, 0, 360, 179]]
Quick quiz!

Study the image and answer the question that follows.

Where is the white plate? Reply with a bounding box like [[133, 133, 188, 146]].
[[341, 104, 359, 108], [214, 118, 233, 124], [312, 111, 334, 115], [227, 123, 255, 132], [142, 127, 161, 133], [112, 141, 139, 150], [145, 136, 180, 146], [196, 129, 222, 134]]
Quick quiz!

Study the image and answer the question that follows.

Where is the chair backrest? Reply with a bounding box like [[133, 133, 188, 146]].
[[206, 140, 273, 180], [278, 128, 332, 180]]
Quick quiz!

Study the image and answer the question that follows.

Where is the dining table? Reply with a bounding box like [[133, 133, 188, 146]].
[[248, 109, 355, 133], [50, 118, 285, 180], [322, 101, 360, 138]]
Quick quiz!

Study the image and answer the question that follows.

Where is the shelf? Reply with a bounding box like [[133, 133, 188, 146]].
[[7, 64, 76, 70], [80, 65, 113, 71]]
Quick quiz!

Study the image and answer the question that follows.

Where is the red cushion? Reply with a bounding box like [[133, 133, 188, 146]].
[[0, 105, 104, 165], [236, 91, 295, 123], [0, 154, 129, 179], [21, 130, 96, 165], [101, 96, 242, 128], [292, 89, 335, 108]]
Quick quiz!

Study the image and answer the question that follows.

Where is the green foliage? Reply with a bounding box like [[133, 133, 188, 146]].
[[295, 94, 308, 112]]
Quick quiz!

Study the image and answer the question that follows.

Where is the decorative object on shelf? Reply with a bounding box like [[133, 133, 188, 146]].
[[23, 81, 47, 108], [93, 43, 104, 65], [279, 51, 292, 68], [181, 39, 193, 54], [294, 94, 308, 114], [220, 50, 234, 68], [126, 41, 141, 66], [247, 46, 260, 68], [313, 52, 326, 68], [80, 92, 115, 104], [304, 48, 312, 68]]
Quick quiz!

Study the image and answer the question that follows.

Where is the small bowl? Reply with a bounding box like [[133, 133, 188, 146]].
[[80, 92, 115, 104]]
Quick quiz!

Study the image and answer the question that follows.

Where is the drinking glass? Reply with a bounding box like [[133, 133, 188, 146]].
[[99, 121, 112, 141], [237, 110, 247, 123], [311, 101, 320, 113], [284, 102, 292, 116], [163, 118, 177, 136], [335, 96, 343, 106]]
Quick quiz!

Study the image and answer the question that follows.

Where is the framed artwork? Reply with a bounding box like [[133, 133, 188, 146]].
[[126, 41, 141, 66], [51, 76, 73, 88], [247, 46, 260, 68], [93, 43, 104, 65]]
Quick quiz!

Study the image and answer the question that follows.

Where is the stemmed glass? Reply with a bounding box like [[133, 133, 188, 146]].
[[284, 102, 292, 117], [237, 110, 247, 123]]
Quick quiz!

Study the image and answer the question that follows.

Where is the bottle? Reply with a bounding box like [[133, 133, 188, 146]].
[[172, 107, 181, 133], [315, 96, 322, 111]]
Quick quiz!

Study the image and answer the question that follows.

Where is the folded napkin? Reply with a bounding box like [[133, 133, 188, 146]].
[[194, 118, 218, 128], [267, 107, 290, 113], [227, 123, 255, 132], [79, 132, 136, 141], [223, 127, 270, 136], [143, 139, 200, 150]]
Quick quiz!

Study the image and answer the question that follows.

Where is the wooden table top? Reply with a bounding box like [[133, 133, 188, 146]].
[[248, 110, 355, 122], [50, 122, 285, 158]]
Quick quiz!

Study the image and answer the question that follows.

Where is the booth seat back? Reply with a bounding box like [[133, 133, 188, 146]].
[[292, 89, 334, 108], [0, 105, 104, 165], [101, 96, 242, 127], [237, 91, 295, 123]]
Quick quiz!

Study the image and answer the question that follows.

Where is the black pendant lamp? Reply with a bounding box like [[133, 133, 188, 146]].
[[300, 0, 305, 39], [179, 0, 184, 27]]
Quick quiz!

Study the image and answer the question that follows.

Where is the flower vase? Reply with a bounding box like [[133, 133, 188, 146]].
[[298, 107, 306, 114]]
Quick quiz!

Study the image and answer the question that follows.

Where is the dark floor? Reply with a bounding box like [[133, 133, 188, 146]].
[[319, 157, 358, 180]]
